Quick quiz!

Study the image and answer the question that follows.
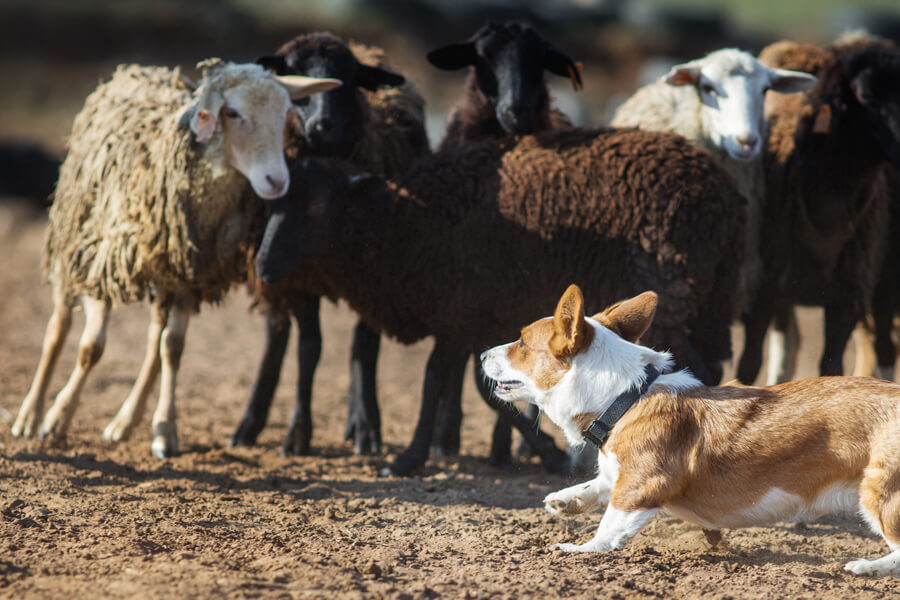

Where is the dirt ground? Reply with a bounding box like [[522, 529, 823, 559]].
[[0, 213, 897, 600]]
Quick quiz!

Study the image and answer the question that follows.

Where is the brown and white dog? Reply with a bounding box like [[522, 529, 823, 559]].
[[480, 284, 900, 576]]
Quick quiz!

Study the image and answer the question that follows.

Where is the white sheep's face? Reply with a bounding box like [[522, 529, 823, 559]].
[[666, 49, 816, 162], [218, 79, 293, 199]]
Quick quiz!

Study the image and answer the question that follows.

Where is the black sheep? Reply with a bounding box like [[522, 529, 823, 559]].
[[737, 38, 900, 384], [230, 33, 429, 456], [256, 127, 746, 475]]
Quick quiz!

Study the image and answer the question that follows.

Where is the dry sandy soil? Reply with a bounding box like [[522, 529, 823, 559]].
[[1, 213, 898, 599]]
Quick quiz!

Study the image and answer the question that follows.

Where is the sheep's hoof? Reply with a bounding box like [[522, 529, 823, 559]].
[[11, 411, 38, 438], [389, 449, 426, 477], [38, 413, 67, 444], [280, 425, 311, 457], [102, 416, 135, 442], [344, 412, 381, 456], [229, 417, 263, 448], [151, 423, 178, 459]]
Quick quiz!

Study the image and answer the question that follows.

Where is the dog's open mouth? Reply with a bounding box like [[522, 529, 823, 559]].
[[495, 380, 524, 393]]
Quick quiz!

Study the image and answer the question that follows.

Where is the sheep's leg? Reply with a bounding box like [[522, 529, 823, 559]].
[[474, 358, 570, 474], [39, 296, 110, 442], [282, 294, 321, 456], [432, 353, 467, 458], [820, 303, 858, 376], [344, 319, 382, 455], [513, 404, 541, 459], [389, 339, 464, 476], [151, 303, 190, 459], [736, 298, 777, 385], [488, 412, 513, 468], [871, 293, 896, 381], [230, 310, 291, 447], [852, 320, 878, 377], [102, 300, 168, 442], [12, 290, 74, 438], [765, 304, 799, 385]]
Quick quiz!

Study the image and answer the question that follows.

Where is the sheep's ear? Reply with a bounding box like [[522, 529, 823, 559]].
[[427, 42, 478, 70], [544, 46, 583, 91], [256, 54, 288, 75], [769, 68, 817, 94], [276, 75, 342, 100], [549, 284, 591, 358], [188, 86, 225, 143], [665, 63, 701, 87], [592, 291, 657, 343], [355, 64, 405, 90]]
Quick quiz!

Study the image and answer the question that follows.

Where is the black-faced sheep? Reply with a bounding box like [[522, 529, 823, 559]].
[[735, 38, 900, 384], [427, 21, 582, 150], [255, 127, 746, 475], [226, 33, 430, 457], [11, 60, 340, 458], [428, 22, 584, 461]]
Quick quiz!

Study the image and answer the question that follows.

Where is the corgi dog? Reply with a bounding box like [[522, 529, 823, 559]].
[[480, 284, 900, 576]]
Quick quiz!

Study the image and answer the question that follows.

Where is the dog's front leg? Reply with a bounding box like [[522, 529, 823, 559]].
[[544, 475, 611, 516], [554, 505, 658, 552]]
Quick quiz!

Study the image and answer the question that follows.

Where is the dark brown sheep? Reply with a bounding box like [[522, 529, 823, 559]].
[[256, 127, 746, 475], [230, 32, 430, 457], [427, 21, 581, 150], [736, 37, 900, 384]]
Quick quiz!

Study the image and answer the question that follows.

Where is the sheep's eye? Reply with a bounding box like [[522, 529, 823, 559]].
[[701, 83, 717, 96], [224, 107, 242, 120], [518, 338, 525, 348]]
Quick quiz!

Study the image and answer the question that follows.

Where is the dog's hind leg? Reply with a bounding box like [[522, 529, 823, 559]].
[[845, 419, 900, 576]]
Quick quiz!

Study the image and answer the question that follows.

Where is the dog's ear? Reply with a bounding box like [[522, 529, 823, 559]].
[[550, 284, 592, 357], [593, 291, 658, 343]]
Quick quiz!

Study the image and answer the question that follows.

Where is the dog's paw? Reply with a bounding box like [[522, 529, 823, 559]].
[[844, 557, 900, 577], [544, 491, 586, 516], [552, 542, 585, 553]]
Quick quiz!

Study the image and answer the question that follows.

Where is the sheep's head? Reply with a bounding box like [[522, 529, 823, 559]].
[[258, 33, 406, 157], [665, 48, 816, 161], [186, 60, 341, 199], [842, 45, 900, 166], [428, 21, 582, 135]]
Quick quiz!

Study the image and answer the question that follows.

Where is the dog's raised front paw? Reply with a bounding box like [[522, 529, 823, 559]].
[[544, 489, 588, 516]]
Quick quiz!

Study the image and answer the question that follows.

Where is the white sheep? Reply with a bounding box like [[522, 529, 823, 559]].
[[11, 59, 339, 458], [611, 49, 816, 319]]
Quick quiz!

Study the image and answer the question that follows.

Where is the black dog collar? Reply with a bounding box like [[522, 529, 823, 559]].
[[581, 364, 661, 448]]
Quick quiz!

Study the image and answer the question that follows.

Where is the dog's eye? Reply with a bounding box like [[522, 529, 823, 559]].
[[518, 339, 525, 348]]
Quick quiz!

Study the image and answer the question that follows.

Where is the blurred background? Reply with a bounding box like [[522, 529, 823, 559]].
[[2, 0, 900, 212]]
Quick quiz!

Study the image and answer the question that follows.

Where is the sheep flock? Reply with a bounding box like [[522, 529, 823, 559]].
[[9, 24, 900, 490]]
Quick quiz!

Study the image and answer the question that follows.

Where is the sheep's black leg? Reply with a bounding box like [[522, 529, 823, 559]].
[[282, 294, 322, 456], [737, 299, 777, 385], [872, 286, 897, 379], [473, 358, 569, 474], [513, 404, 541, 458], [344, 319, 382, 455], [390, 339, 464, 476], [230, 310, 290, 447], [432, 354, 467, 457], [820, 303, 858, 376]]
